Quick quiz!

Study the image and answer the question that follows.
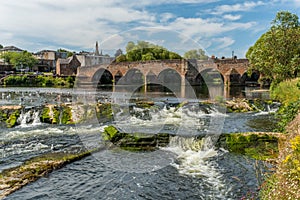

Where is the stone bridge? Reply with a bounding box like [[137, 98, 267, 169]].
[[76, 58, 252, 87]]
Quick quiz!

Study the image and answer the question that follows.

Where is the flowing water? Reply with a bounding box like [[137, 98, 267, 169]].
[[0, 87, 277, 199]]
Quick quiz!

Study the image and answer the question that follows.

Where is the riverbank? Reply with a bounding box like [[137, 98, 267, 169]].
[[0, 74, 75, 88], [259, 78, 300, 199]]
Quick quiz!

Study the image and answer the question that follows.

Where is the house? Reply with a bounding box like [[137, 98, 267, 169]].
[[0, 46, 23, 73], [56, 55, 81, 76], [76, 41, 114, 67], [0, 46, 23, 54], [34, 50, 68, 72]]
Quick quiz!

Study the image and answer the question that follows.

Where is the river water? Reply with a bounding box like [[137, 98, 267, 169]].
[[0, 86, 276, 199]]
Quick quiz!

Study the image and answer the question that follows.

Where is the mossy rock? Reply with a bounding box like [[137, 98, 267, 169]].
[[218, 133, 279, 160], [0, 150, 93, 199], [61, 105, 73, 124], [40, 106, 60, 124], [6, 110, 20, 128], [136, 101, 155, 108], [96, 103, 113, 123], [102, 126, 170, 151], [40, 107, 51, 123]]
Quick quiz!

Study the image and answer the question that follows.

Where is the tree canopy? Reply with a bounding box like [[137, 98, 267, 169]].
[[115, 41, 181, 62], [0, 51, 38, 70], [183, 49, 208, 60], [57, 48, 74, 57], [246, 11, 300, 84]]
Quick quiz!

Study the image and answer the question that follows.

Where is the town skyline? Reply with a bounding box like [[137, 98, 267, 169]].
[[1, 1, 300, 58]]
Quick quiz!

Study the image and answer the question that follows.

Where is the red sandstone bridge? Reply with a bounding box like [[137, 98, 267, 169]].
[[76, 58, 255, 88]]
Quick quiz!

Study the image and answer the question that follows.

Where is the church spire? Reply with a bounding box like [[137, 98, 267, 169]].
[[95, 41, 100, 56]]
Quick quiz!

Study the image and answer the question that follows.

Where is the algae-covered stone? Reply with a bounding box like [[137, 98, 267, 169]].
[[102, 125, 170, 151], [218, 132, 279, 160], [6, 110, 20, 128], [61, 105, 73, 124], [0, 150, 93, 199], [96, 103, 113, 123]]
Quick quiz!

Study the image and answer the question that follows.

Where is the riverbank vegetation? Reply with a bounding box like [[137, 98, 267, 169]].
[[3, 75, 75, 87], [246, 11, 300, 199]]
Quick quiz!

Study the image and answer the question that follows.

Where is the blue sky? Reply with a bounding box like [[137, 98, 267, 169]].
[[0, 0, 299, 58]]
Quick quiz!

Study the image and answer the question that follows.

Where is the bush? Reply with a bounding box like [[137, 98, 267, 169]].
[[3, 75, 74, 87]]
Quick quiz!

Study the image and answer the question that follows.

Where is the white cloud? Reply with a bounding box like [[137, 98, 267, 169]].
[[211, 1, 265, 15], [160, 13, 176, 23], [280, 0, 300, 7], [0, 0, 260, 58], [223, 14, 242, 21], [166, 17, 255, 38], [214, 37, 235, 49]]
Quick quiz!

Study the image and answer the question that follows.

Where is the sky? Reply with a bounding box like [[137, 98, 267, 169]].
[[0, 0, 299, 58]]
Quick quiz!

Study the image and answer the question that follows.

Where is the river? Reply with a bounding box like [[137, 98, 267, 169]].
[[0, 86, 277, 199]]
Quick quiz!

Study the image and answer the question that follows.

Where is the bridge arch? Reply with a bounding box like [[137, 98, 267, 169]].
[[118, 68, 144, 85], [146, 70, 159, 85], [92, 68, 114, 85], [240, 71, 260, 86], [114, 70, 123, 84], [158, 68, 182, 84], [199, 68, 224, 85]]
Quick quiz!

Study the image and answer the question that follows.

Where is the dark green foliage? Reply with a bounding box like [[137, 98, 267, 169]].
[[275, 100, 300, 132], [3, 75, 74, 87], [183, 49, 208, 60], [271, 79, 300, 132], [0, 51, 38, 70], [116, 41, 181, 62], [246, 11, 300, 83]]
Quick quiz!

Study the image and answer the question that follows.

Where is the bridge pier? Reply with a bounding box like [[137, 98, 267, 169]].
[[112, 75, 116, 92], [144, 75, 147, 94], [181, 75, 186, 98]]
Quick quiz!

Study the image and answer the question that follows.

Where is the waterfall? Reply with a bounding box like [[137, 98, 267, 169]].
[[162, 136, 228, 197], [32, 110, 41, 125], [18, 109, 41, 127]]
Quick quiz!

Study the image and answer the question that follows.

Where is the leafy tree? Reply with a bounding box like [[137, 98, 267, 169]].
[[1, 51, 38, 71], [0, 44, 3, 49], [183, 49, 208, 60], [117, 41, 181, 62], [126, 41, 135, 53], [57, 48, 74, 57], [246, 11, 300, 84]]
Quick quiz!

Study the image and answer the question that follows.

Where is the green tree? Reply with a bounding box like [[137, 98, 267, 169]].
[[1, 51, 38, 71], [57, 48, 74, 57], [183, 49, 208, 60], [0, 44, 3, 49], [246, 11, 300, 84], [118, 41, 181, 62], [126, 41, 135, 53]]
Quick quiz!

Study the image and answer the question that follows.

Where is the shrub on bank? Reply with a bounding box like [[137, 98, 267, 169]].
[[271, 79, 300, 132], [3, 75, 75, 87], [260, 78, 300, 199]]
